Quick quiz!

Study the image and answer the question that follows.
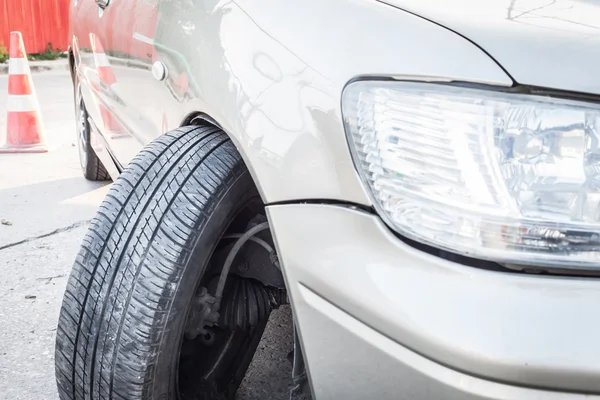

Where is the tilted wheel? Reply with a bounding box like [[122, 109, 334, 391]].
[[55, 124, 275, 399]]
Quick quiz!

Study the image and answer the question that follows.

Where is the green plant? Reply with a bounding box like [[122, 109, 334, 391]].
[[0, 41, 8, 64], [27, 42, 66, 61]]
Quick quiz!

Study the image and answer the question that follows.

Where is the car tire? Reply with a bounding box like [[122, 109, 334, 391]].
[[55, 124, 272, 400], [75, 80, 110, 181]]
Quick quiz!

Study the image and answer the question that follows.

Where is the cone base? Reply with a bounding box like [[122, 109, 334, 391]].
[[3, 111, 47, 152], [0, 144, 48, 153]]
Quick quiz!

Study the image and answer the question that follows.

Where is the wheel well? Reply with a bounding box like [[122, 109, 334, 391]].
[[183, 112, 221, 130], [184, 111, 265, 203], [184, 113, 283, 291]]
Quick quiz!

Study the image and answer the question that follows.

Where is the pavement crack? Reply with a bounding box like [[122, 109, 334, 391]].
[[0, 220, 91, 251], [36, 274, 67, 283]]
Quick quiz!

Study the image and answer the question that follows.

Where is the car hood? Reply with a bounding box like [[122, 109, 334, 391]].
[[381, 0, 600, 96]]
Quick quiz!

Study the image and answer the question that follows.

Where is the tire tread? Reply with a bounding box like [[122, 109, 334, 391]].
[[55, 125, 247, 400]]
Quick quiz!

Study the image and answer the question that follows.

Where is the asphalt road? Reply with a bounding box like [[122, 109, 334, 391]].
[[0, 70, 293, 400]]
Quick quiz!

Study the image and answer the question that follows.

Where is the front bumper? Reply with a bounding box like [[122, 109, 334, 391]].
[[267, 204, 600, 399]]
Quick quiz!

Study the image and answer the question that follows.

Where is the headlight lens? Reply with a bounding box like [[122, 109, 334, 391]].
[[343, 81, 600, 270]]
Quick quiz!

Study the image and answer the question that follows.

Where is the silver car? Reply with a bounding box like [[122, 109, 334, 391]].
[[56, 0, 600, 399]]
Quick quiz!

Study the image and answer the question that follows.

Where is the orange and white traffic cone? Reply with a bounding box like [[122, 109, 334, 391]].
[[89, 33, 126, 137], [0, 31, 47, 153]]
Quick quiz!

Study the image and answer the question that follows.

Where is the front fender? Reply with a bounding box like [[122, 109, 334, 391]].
[[156, 0, 512, 205]]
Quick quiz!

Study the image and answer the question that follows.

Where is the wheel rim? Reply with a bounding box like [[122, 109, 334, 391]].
[[75, 87, 88, 170]]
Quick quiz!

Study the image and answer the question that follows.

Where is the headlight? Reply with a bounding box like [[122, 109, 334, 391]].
[[343, 80, 600, 270]]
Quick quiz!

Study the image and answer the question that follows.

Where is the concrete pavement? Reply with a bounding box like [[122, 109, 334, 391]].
[[0, 71, 110, 248], [0, 226, 87, 400], [0, 70, 292, 399]]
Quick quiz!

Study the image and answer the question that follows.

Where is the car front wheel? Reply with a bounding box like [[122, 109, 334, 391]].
[[55, 124, 274, 399]]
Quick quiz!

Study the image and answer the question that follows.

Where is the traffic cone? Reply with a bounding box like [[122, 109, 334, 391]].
[[89, 33, 126, 137], [0, 31, 47, 153]]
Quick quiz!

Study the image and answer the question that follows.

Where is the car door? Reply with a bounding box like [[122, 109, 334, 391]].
[[71, 0, 139, 166], [81, 0, 199, 167], [106, 0, 201, 156], [88, 0, 157, 166], [71, 0, 108, 145], [93, 0, 168, 166]]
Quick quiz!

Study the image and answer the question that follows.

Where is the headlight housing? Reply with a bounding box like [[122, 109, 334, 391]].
[[343, 80, 600, 270]]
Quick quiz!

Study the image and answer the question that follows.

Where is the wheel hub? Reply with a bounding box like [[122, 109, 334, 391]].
[[184, 286, 219, 341], [178, 277, 272, 400]]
